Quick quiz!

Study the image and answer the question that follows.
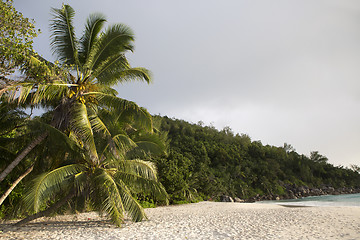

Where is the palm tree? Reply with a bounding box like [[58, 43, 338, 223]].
[[16, 107, 168, 226], [0, 4, 151, 182], [0, 4, 167, 225], [7, 3, 168, 225]]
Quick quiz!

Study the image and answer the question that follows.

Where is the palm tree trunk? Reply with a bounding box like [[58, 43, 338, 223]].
[[15, 189, 76, 226], [0, 132, 47, 182], [0, 165, 34, 206]]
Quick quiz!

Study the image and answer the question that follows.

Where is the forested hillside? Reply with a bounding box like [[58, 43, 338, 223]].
[[152, 116, 360, 203]]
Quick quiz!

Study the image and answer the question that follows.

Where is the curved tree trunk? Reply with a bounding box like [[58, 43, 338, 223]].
[[0, 165, 34, 206], [0, 132, 47, 182], [15, 189, 76, 226]]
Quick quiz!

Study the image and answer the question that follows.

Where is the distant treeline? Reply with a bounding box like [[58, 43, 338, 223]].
[[151, 116, 360, 203]]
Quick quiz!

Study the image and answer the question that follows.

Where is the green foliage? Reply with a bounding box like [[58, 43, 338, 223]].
[[0, 4, 164, 227], [138, 197, 157, 208], [310, 151, 328, 163], [153, 116, 360, 201], [17, 109, 168, 226], [0, 0, 39, 77], [0, 102, 34, 217], [1, 2, 360, 227]]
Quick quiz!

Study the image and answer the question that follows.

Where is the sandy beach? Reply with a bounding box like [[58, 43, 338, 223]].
[[1, 201, 359, 240]]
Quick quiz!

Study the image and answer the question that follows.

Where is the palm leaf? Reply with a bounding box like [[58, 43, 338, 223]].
[[88, 112, 111, 137], [30, 82, 70, 105], [95, 108, 127, 135], [69, 102, 98, 163], [50, 4, 79, 66], [73, 171, 87, 196], [122, 159, 158, 181], [79, 13, 106, 66], [112, 134, 137, 153], [95, 94, 153, 131], [95, 93, 140, 111], [94, 55, 152, 85], [92, 53, 129, 85], [92, 85, 118, 96], [87, 23, 134, 71], [131, 107, 153, 132], [3, 80, 72, 107], [115, 170, 168, 203], [116, 178, 146, 222], [130, 132, 167, 156], [115, 67, 152, 84], [16, 84, 33, 105], [94, 168, 125, 226], [99, 133, 137, 165], [23, 164, 85, 212]]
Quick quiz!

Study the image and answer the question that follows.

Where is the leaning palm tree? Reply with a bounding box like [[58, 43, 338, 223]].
[[16, 107, 168, 226], [0, 4, 151, 182], [7, 4, 167, 227]]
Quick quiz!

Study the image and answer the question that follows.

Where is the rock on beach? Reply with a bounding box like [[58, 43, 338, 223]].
[[1, 201, 359, 240]]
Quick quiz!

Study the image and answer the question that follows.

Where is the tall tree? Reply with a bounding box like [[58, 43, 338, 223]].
[[17, 108, 167, 226], [0, 4, 151, 182], [1, 4, 167, 226]]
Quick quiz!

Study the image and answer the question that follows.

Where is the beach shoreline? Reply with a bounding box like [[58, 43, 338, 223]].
[[1, 201, 359, 240]]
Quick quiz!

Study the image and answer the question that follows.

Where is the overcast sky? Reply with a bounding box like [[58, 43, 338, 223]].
[[14, 0, 360, 167]]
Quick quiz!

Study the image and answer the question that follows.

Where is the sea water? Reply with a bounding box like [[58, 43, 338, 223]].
[[260, 193, 360, 207]]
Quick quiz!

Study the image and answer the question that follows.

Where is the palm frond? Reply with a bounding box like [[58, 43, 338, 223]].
[[95, 108, 126, 135], [15, 84, 33, 105], [94, 168, 125, 226], [112, 134, 137, 153], [115, 67, 152, 84], [115, 178, 146, 222], [2, 80, 71, 107], [50, 4, 79, 65], [92, 53, 129, 85], [88, 113, 111, 136], [130, 107, 153, 132], [73, 171, 87, 196], [131, 132, 167, 156], [94, 54, 152, 85], [95, 94, 153, 131], [99, 133, 137, 165], [69, 102, 98, 163], [79, 13, 106, 66], [123, 159, 158, 181], [23, 164, 85, 212], [115, 170, 168, 203], [87, 24, 134, 71], [30, 81, 70, 105], [93, 85, 118, 96], [95, 93, 139, 111]]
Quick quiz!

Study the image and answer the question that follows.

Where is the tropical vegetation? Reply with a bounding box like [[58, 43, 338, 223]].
[[0, 3, 167, 226], [1, 1, 360, 228], [151, 116, 360, 202]]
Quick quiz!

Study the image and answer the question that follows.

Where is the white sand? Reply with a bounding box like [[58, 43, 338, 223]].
[[1, 201, 359, 240]]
